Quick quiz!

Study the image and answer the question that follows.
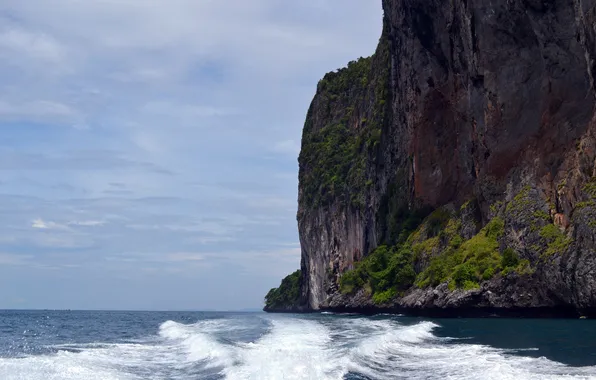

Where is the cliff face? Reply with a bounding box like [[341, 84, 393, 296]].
[[290, 0, 596, 315]]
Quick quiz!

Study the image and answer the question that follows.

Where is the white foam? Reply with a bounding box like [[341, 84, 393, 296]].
[[224, 317, 346, 380], [347, 319, 596, 380], [158, 319, 236, 367], [0, 346, 139, 380], [2, 316, 596, 380], [0, 319, 239, 380]]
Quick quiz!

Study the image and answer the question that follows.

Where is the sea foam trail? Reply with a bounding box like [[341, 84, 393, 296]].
[[224, 317, 346, 380], [347, 320, 596, 380], [0, 345, 142, 380], [0, 319, 240, 380], [158, 319, 236, 368], [2, 315, 596, 380]]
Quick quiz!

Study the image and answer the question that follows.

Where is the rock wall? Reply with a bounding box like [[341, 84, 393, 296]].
[[294, 0, 596, 314]]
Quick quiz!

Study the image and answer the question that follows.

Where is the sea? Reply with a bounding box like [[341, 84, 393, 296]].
[[0, 310, 595, 380]]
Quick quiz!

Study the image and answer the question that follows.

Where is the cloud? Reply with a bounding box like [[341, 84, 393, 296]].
[[0, 28, 65, 62], [0, 100, 80, 125], [126, 221, 234, 235], [0, 0, 382, 309], [32, 218, 68, 230], [67, 220, 105, 227], [0, 149, 173, 174], [101, 244, 300, 273]]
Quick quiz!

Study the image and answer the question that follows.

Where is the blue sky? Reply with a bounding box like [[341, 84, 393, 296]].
[[0, 0, 382, 310]]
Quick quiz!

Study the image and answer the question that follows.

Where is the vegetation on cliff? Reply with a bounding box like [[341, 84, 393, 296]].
[[416, 217, 518, 290], [336, 185, 574, 306], [264, 270, 301, 310], [339, 244, 416, 304], [340, 208, 533, 302], [298, 32, 390, 210], [539, 224, 572, 256]]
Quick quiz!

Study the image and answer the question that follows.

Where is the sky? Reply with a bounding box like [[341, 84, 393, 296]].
[[0, 0, 382, 311]]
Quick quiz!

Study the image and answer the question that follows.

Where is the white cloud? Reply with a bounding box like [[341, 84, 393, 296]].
[[0, 28, 65, 62], [31, 218, 68, 230], [194, 236, 235, 244], [67, 220, 105, 227], [0, 100, 80, 125]]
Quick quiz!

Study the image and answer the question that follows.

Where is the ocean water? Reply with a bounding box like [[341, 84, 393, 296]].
[[0, 310, 595, 379]]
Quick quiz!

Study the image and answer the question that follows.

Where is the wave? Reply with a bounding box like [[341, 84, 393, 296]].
[[225, 317, 345, 380], [0, 345, 139, 380], [158, 319, 237, 368], [1, 315, 595, 380], [347, 320, 596, 380], [0, 318, 240, 380]]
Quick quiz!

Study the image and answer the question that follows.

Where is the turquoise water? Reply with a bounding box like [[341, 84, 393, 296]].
[[0, 310, 595, 379]]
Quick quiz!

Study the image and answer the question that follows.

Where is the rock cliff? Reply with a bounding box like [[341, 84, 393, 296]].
[[265, 0, 596, 317]]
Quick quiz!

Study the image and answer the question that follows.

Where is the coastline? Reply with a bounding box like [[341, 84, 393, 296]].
[[264, 306, 594, 319]]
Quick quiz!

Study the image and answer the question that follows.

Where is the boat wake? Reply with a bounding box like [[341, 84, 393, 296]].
[[0, 316, 595, 380]]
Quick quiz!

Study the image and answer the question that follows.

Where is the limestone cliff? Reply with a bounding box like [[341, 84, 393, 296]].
[[266, 0, 596, 316]]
